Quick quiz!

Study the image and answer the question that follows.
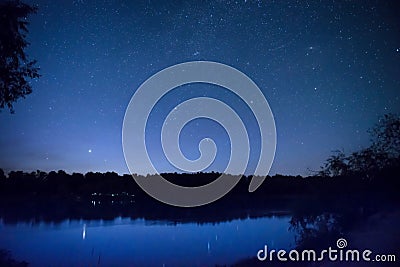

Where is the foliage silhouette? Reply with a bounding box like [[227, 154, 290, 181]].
[[0, 167, 398, 225], [320, 114, 400, 178], [0, 0, 40, 113], [370, 113, 400, 160]]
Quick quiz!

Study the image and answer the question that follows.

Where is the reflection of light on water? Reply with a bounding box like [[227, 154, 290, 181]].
[[1, 215, 294, 267], [82, 224, 86, 240]]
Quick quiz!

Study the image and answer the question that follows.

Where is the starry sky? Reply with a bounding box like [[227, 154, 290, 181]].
[[0, 0, 399, 176]]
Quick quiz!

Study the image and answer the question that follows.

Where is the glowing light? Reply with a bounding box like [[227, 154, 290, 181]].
[[82, 224, 86, 240]]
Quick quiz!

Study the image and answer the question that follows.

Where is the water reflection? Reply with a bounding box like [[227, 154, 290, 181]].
[[0, 215, 294, 267], [232, 210, 399, 267], [82, 223, 86, 240], [1, 195, 398, 266], [289, 212, 343, 250]]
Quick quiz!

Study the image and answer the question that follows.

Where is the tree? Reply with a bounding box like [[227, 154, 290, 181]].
[[370, 113, 400, 161], [321, 114, 400, 177], [0, 0, 40, 113], [320, 150, 349, 177]]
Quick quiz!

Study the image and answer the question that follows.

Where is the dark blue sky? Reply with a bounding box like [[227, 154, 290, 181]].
[[1, 0, 399, 176]]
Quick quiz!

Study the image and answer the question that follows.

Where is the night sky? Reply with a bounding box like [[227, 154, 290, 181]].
[[1, 0, 399, 176]]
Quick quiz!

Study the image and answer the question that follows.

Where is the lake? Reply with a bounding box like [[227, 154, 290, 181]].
[[0, 214, 294, 267], [1, 193, 398, 266]]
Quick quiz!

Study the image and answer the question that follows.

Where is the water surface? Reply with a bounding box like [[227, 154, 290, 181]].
[[0, 215, 294, 267]]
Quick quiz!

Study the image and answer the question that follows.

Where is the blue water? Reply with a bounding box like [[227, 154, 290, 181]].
[[0, 215, 294, 267]]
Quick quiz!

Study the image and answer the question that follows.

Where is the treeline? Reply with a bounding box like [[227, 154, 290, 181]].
[[0, 114, 399, 199], [0, 166, 398, 199], [0, 114, 399, 225], [0, 167, 398, 225]]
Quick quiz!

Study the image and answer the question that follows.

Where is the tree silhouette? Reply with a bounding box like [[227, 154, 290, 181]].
[[320, 150, 348, 177], [370, 113, 400, 161], [321, 114, 400, 177], [0, 0, 40, 113]]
